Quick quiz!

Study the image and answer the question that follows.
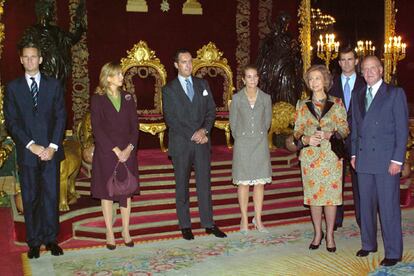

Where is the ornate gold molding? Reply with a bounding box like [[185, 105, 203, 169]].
[[120, 41, 168, 152], [70, 0, 90, 131], [182, 0, 203, 15], [192, 42, 235, 112], [126, 0, 148, 12], [268, 101, 295, 150], [384, 0, 396, 82], [193, 42, 235, 149], [120, 40, 167, 115], [0, 0, 4, 58], [298, 0, 311, 75], [235, 0, 250, 90]]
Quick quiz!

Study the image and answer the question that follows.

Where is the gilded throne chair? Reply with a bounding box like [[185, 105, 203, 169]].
[[120, 41, 168, 152], [192, 42, 235, 148]]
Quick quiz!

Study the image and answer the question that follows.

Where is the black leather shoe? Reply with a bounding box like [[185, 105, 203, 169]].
[[27, 246, 40, 259], [181, 228, 194, 240], [380, 258, 400, 267], [45, 242, 64, 256], [205, 226, 227, 238], [356, 248, 377, 257]]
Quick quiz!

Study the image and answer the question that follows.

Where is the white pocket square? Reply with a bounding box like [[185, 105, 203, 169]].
[[202, 90, 208, 96]]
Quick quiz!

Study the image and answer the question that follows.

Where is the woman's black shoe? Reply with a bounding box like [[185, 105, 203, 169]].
[[326, 246, 337, 253], [325, 236, 336, 253], [309, 232, 324, 250]]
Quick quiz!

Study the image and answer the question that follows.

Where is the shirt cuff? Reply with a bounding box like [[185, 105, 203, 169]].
[[26, 140, 35, 149], [49, 143, 58, 151], [391, 160, 403, 166]]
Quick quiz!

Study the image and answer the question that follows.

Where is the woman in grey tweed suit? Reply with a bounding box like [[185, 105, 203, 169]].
[[230, 65, 272, 234]]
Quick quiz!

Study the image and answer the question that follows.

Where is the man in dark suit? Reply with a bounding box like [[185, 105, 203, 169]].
[[162, 49, 226, 240], [351, 56, 408, 267], [4, 43, 66, 259], [330, 46, 365, 230]]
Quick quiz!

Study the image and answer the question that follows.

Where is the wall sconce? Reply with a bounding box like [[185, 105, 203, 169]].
[[384, 35, 407, 84], [355, 40, 376, 58], [316, 33, 340, 67]]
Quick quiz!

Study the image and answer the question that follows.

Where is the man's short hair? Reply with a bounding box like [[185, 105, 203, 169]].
[[18, 42, 42, 57], [174, 49, 191, 63], [339, 45, 357, 59]]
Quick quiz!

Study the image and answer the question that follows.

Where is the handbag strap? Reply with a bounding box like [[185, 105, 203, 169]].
[[113, 161, 131, 176]]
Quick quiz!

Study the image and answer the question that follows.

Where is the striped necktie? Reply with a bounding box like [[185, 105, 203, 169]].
[[30, 77, 38, 107]]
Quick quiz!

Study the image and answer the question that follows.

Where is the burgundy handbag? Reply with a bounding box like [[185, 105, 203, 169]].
[[107, 162, 138, 197]]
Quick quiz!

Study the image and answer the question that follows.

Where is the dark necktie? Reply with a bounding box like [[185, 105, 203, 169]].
[[343, 77, 351, 111], [365, 87, 373, 111], [30, 77, 38, 107], [185, 78, 194, 102]]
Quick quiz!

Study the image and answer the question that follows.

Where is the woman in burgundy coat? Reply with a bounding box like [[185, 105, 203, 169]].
[[91, 62, 139, 250]]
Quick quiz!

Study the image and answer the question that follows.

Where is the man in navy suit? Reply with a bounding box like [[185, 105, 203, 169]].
[[330, 46, 365, 230], [162, 49, 226, 240], [351, 56, 408, 267], [4, 43, 66, 259]]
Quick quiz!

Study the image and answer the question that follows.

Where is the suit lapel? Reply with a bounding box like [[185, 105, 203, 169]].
[[173, 78, 192, 105], [305, 101, 318, 120], [367, 82, 387, 114], [347, 75, 364, 116], [17, 77, 36, 111], [38, 75, 48, 111], [321, 99, 334, 118]]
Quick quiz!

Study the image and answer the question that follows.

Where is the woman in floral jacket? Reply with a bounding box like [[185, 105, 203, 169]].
[[294, 64, 349, 253]]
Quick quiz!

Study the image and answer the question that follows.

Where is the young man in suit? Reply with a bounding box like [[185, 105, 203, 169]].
[[162, 49, 226, 240], [351, 56, 408, 267], [4, 43, 66, 259], [330, 46, 365, 230]]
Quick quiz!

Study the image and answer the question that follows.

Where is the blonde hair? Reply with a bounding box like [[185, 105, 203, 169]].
[[304, 64, 333, 92], [95, 62, 123, 95]]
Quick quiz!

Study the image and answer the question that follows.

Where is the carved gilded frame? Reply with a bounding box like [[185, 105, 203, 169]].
[[298, 0, 396, 81], [120, 40, 168, 152], [192, 42, 235, 113], [192, 42, 235, 149]]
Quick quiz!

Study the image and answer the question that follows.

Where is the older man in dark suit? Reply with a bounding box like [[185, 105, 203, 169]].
[[4, 43, 66, 259], [162, 49, 226, 240], [330, 46, 365, 230], [351, 56, 408, 267]]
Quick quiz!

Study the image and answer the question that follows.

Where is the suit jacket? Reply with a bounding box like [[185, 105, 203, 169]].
[[351, 81, 408, 174], [330, 74, 365, 157], [162, 77, 216, 156], [230, 88, 272, 181], [4, 74, 67, 166]]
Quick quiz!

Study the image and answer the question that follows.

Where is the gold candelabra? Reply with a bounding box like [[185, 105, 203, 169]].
[[311, 8, 335, 32], [355, 40, 376, 58], [317, 33, 339, 67], [384, 35, 407, 84]]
